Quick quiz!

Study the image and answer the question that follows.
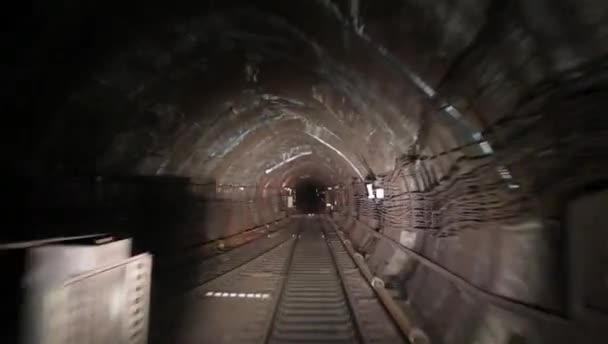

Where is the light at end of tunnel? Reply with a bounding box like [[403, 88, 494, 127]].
[[375, 188, 385, 199]]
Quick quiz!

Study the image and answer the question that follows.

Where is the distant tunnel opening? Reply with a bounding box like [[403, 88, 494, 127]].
[[294, 178, 325, 214]]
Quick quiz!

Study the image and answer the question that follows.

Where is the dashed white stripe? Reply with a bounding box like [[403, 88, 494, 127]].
[[203, 291, 271, 299]]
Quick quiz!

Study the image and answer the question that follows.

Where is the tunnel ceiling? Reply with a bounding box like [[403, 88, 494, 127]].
[[13, 0, 608, 190], [22, 0, 426, 187]]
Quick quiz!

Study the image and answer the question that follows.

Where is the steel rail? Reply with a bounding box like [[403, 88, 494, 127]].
[[327, 219, 430, 344], [262, 225, 302, 344], [321, 219, 367, 343]]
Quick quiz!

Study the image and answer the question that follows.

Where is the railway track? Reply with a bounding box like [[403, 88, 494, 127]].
[[156, 217, 407, 344], [266, 221, 360, 343]]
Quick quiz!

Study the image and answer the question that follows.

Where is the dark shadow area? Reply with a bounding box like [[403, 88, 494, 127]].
[[0, 249, 25, 343], [294, 178, 326, 214]]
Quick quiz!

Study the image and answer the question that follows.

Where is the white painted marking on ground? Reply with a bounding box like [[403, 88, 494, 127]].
[[202, 291, 271, 300]]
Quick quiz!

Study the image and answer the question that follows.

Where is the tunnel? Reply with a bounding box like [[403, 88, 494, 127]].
[[4, 0, 608, 343], [294, 179, 326, 213]]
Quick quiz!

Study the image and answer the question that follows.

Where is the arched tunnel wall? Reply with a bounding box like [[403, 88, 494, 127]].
[[6, 0, 608, 343]]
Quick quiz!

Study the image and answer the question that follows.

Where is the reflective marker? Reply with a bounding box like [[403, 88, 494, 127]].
[[203, 291, 271, 300]]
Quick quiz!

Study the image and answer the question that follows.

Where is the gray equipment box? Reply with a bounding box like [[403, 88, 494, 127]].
[[18, 236, 152, 344]]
